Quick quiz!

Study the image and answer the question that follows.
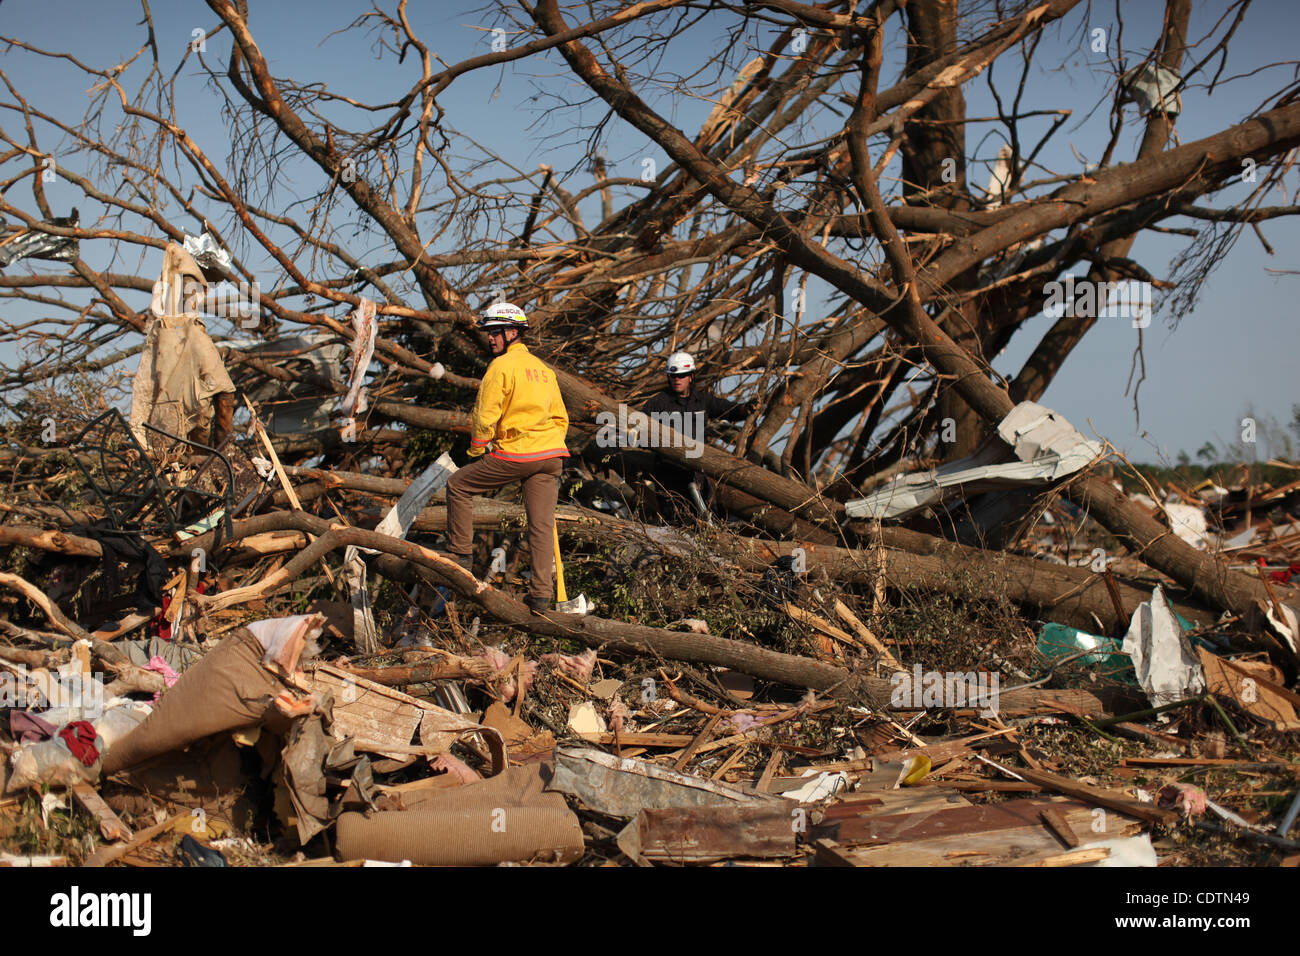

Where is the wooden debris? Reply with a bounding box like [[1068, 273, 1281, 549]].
[[1012, 768, 1179, 827], [1039, 806, 1081, 848], [1198, 647, 1300, 730], [83, 814, 188, 868], [832, 599, 902, 669], [71, 784, 133, 843], [811, 796, 1140, 867]]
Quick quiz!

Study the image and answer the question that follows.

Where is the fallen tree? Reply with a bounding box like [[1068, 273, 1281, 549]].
[[1, 1, 1295, 628]]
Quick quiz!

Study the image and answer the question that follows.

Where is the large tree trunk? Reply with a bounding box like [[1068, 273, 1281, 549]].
[[900, 0, 985, 461], [532, 0, 1296, 621]]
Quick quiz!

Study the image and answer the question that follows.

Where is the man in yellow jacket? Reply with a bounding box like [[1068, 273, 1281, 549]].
[[445, 302, 569, 612]]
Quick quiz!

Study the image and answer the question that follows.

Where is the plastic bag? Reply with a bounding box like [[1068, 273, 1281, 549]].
[[6, 734, 100, 792]]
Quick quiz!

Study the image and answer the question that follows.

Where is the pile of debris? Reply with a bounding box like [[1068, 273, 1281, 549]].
[[1, 442, 1297, 865], [0, 243, 1297, 868], [1, 559, 1297, 866]]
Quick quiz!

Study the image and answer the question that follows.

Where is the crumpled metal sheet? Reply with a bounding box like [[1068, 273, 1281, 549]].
[[229, 331, 347, 383], [341, 454, 460, 653], [547, 744, 781, 819], [616, 802, 798, 864], [182, 232, 233, 276], [846, 401, 1103, 520], [342, 548, 380, 657], [373, 452, 458, 542], [0, 210, 79, 268]]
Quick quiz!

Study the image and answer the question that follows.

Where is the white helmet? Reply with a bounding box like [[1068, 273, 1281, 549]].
[[477, 301, 528, 330], [666, 351, 696, 375]]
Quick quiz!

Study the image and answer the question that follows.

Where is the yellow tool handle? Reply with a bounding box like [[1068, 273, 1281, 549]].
[[552, 525, 568, 603]]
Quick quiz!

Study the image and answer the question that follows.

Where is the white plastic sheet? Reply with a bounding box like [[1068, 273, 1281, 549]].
[[1121, 587, 1206, 706], [1122, 62, 1182, 116], [1084, 833, 1159, 868], [785, 769, 849, 804]]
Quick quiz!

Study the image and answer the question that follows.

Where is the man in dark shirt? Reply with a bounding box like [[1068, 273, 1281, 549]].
[[639, 351, 752, 523]]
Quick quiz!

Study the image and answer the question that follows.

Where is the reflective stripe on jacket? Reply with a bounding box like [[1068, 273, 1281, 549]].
[[469, 341, 570, 461]]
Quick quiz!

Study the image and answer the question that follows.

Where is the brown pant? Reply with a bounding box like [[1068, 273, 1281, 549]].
[[446, 455, 563, 600]]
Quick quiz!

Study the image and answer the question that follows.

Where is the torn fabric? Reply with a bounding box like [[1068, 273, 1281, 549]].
[[129, 243, 235, 450], [338, 297, 376, 418]]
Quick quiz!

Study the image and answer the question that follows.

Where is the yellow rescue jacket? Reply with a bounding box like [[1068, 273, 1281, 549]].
[[469, 341, 570, 461]]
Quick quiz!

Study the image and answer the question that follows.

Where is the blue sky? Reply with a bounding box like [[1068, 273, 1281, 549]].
[[1, 0, 1297, 463]]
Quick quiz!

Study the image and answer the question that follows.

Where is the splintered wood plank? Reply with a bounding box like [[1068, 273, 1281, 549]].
[[822, 826, 1055, 866], [0, 852, 68, 867], [756, 747, 784, 793], [1019, 846, 1110, 867], [83, 814, 188, 868], [1198, 648, 1300, 730], [816, 796, 1047, 846], [71, 784, 133, 843], [832, 599, 903, 670], [823, 787, 970, 819], [672, 713, 724, 771], [307, 662, 505, 772], [869, 728, 1015, 770], [784, 603, 861, 653], [1014, 768, 1178, 826], [815, 796, 1140, 852], [812, 838, 860, 867], [1216, 654, 1300, 709], [279, 858, 367, 867], [822, 809, 1135, 867], [1120, 757, 1289, 769], [308, 665, 423, 759], [244, 395, 337, 588], [582, 732, 695, 748], [1040, 806, 1081, 848], [935, 780, 1042, 793], [1112, 722, 1188, 751], [709, 744, 749, 781]]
